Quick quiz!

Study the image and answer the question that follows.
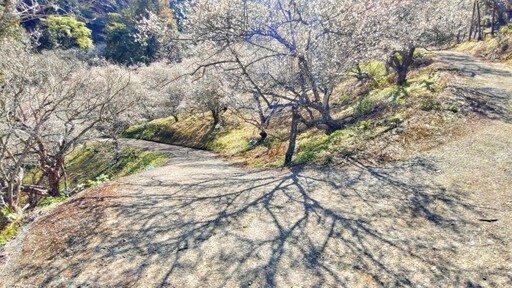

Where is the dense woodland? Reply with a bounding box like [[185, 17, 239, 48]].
[[1, 0, 512, 214]]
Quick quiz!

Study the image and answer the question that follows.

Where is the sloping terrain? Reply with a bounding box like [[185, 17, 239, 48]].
[[122, 51, 455, 168], [0, 52, 511, 287]]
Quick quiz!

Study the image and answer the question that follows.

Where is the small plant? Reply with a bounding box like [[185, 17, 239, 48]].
[[387, 114, 405, 127], [357, 120, 373, 131], [420, 98, 442, 111], [448, 104, 459, 113], [499, 24, 512, 35], [353, 61, 394, 88], [419, 79, 435, 91], [87, 174, 110, 188], [38, 196, 68, 207], [356, 97, 376, 115], [0, 220, 19, 246], [387, 85, 408, 102], [0, 207, 21, 246], [144, 165, 156, 171], [1, 207, 13, 217], [411, 50, 434, 68]]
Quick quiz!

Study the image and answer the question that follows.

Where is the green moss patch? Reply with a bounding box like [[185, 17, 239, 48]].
[[66, 142, 169, 189]]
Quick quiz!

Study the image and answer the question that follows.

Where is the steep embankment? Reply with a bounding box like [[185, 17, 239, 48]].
[[1, 52, 511, 287], [456, 26, 512, 65], [0, 141, 169, 246]]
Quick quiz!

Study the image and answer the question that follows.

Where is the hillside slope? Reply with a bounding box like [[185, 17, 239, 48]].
[[124, 52, 469, 167]]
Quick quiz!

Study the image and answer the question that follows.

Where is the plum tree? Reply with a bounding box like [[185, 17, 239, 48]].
[[0, 39, 136, 211], [181, 0, 472, 164]]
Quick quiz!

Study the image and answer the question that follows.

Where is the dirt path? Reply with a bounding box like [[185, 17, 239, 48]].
[[436, 51, 512, 122], [1, 53, 511, 287]]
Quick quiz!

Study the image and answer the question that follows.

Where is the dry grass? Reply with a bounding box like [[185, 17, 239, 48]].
[[455, 27, 512, 65], [0, 184, 119, 283]]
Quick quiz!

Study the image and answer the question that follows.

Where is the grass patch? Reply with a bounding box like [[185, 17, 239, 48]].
[[123, 114, 220, 149], [209, 127, 254, 155], [293, 129, 355, 165], [123, 116, 177, 141], [105, 147, 168, 177], [0, 207, 21, 246], [0, 219, 19, 246], [38, 196, 68, 207], [66, 142, 169, 190], [355, 61, 395, 88]]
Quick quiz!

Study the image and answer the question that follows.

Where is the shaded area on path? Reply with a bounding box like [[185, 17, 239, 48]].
[[3, 142, 511, 287], [435, 51, 512, 123]]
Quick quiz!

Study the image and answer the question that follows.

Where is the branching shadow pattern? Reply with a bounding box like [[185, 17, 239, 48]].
[[436, 51, 512, 123], [5, 149, 510, 287]]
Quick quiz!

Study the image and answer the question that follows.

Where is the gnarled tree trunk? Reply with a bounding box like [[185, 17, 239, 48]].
[[2, 171, 23, 213], [284, 106, 300, 166], [47, 170, 61, 197], [258, 130, 268, 143], [46, 156, 65, 197], [387, 47, 416, 86]]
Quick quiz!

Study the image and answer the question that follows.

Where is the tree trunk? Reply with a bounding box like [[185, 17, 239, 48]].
[[389, 47, 415, 86], [284, 107, 300, 166], [112, 138, 121, 164], [477, 2, 483, 40], [48, 169, 61, 197], [491, 1, 496, 37], [211, 108, 221, 127], [47, 157, 65, 197], [5, 197, 20, 214], [396, 69, 408, 86], [469, 0, 477, 41], [5, 182, 17, 213], [322, 113, 343, 135], [5, 174, 22, 213], [258, 130, 268, 143]]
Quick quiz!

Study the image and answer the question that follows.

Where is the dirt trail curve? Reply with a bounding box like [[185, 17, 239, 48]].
[[1, 52, 511, 287]]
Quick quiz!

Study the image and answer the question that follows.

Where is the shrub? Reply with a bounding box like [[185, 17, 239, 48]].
[[355, 61, 394, 88], [87, 174, 110, 188], [39, 16, 93, 50], [356, 97, 377, 115]]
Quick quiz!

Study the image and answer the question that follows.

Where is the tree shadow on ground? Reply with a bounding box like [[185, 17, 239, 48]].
[[7, 155, 511, 287], [435, 52, 512, 78], [435, 51, 512, 123], [451, 85, 512, 123]]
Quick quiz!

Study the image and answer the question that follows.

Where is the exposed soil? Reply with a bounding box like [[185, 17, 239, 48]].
[[1, 52, 511, 287]]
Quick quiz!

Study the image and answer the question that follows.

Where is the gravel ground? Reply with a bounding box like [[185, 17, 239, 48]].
[[1, 52, 511, 287]]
